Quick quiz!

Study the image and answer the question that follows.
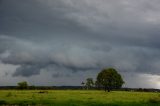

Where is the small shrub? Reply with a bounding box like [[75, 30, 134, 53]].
[[0, 100, 7, 105], [32, 94, 35, 98], [38, 91, 48, 93], [149, 97, 160, 103], [16, 100, 36, 106], [88, 97, 93, 99], [6, 92, 12, 97]]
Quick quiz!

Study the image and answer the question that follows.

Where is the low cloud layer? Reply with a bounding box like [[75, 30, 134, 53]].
[[0, 0, 160, 88]]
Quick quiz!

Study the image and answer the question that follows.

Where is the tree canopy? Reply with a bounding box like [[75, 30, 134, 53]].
[[85, 78, 94, 89], [17, 81, 28, 90], [96, 68, 124, 92]]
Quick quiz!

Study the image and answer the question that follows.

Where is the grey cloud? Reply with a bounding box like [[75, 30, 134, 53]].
[[13, 64, 42, 77], [1, 35, 160, 77], [0, 0, 91, 42], [0, 0, 160, 49], [52, 73, 61, 78], [0, 35, 111, 76]]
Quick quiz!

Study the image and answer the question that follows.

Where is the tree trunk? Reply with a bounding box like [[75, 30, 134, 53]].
[[104, 86, 111, 92], [107, 87, 110, 92], [107, 88, 110, 92], [104, 86, 107, 92]]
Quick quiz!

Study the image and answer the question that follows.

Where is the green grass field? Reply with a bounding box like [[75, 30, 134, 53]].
[[0, 90, 160, 106]]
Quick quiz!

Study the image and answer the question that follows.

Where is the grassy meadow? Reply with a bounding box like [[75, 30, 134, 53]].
[[0, 90, 160, 106]]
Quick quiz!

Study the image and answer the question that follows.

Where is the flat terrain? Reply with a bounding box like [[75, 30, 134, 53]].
[[0, 90, 160, 106]]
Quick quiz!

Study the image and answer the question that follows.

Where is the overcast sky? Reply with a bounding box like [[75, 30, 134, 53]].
[[0, 0, 160, 88]]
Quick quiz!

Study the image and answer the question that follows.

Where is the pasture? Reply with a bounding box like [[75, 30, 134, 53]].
[[0, 90, 160, 106]]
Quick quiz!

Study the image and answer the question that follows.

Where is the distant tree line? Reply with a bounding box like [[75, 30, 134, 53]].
[[15, 68, 124, 92], [0, 86, 160, 92], [3, 67, 160, 92], [13, 68, 125, 92]]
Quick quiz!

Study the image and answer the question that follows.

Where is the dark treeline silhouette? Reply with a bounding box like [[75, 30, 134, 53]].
[[0, 86, 78, 90], [0, 86, 90, 90], [0, 86, 159, 92]]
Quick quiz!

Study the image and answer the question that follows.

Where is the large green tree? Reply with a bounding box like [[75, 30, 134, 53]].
[[85, 78, 94, 89], [96, 68, 124, 92], [17, 81, 28, 90]]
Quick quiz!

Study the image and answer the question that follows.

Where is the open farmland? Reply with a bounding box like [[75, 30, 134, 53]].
[[0, 90, 160, 106]]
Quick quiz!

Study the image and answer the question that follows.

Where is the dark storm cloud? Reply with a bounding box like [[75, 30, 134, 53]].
[[0, 35, 160, 77], [0, 0, 91, 42], [0, 36, 105, 76], [13, 64, 42, 77], [0, 35, 111, 76], [0, 0, 160, 87]]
